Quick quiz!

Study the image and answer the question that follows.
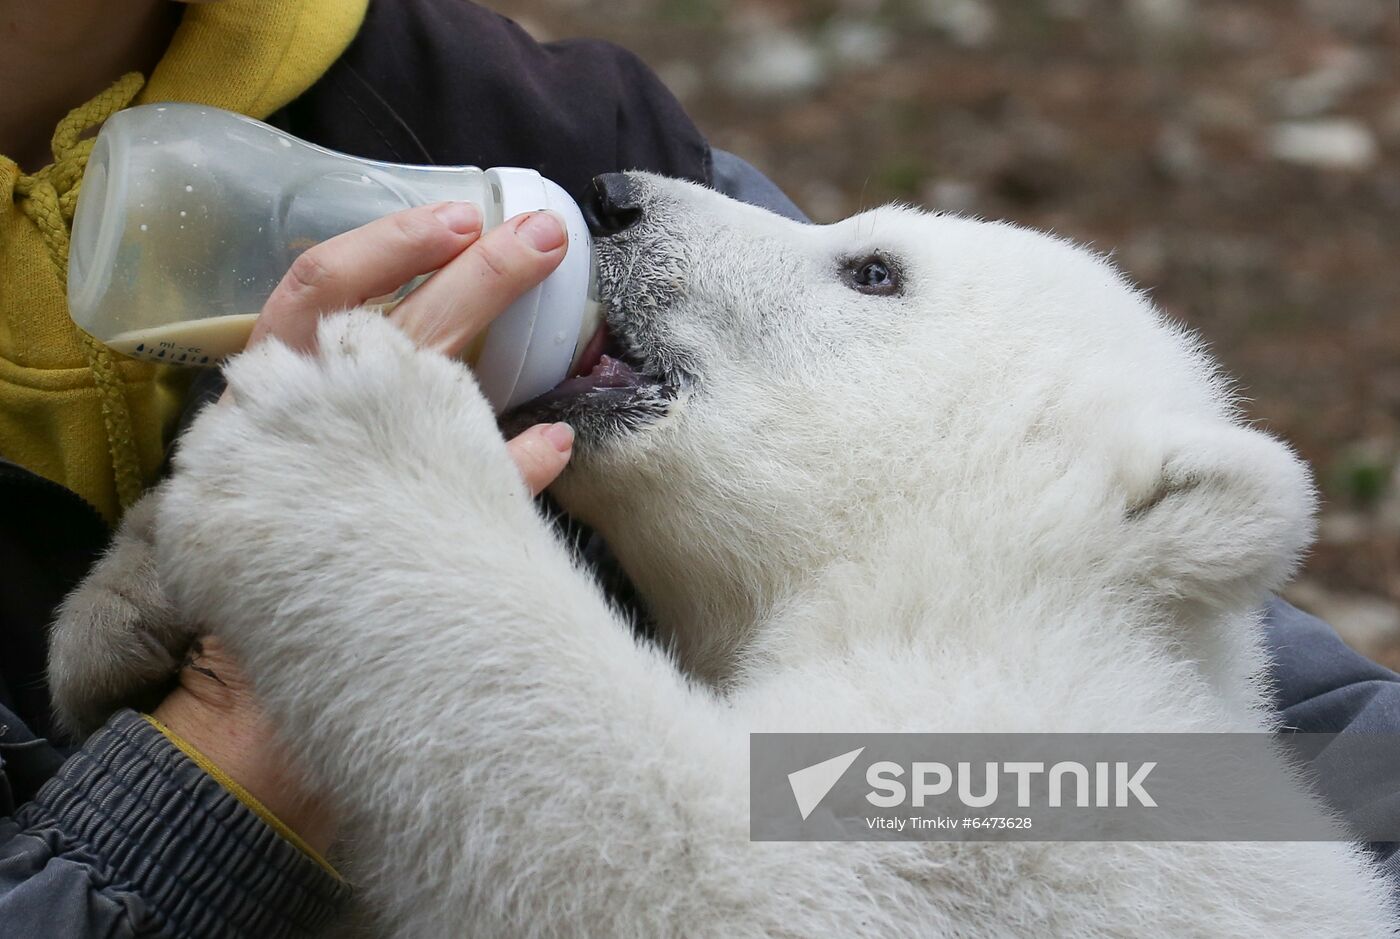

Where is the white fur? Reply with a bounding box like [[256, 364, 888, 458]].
[[49, 487, 190, 737], [152, 177, 1396, 937]]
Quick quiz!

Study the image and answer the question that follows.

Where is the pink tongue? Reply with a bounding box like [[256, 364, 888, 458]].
[[591, 354, 638, 387], [549, 354, 640, 395]]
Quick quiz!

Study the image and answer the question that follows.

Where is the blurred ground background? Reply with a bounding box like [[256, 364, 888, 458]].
[[500, 0, 1400, 669]]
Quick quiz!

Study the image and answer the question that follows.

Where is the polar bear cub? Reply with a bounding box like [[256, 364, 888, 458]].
[[53, 173, 1396, 937]]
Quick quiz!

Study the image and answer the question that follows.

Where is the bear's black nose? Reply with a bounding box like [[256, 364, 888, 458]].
[[583, 173, 644, 237]]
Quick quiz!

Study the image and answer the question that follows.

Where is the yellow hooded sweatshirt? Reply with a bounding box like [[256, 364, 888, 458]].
[[1, 0, 367, 524]]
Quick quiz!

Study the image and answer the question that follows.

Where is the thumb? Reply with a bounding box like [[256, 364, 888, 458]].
[[506, 422, 574, 495]]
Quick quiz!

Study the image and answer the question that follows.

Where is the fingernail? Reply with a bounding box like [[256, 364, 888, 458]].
[[543, 422, 574, 452], [516, 211, 567, 252], [432, 201, 481, 235]]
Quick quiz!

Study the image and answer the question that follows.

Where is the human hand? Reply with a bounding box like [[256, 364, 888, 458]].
[[151, 637, 340, 857], [237, 200, 578, 492]]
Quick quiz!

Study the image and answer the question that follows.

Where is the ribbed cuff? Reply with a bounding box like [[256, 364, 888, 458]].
[[18, 709, 350, 938], [141, 713, 340, 879]]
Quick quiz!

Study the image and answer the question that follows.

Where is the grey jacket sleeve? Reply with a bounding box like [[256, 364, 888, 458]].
[[0, 710, 348, 938], [1263, 597, 1400, 886], [1265, 596, 1400, 735], [710, 149, 809, 222]]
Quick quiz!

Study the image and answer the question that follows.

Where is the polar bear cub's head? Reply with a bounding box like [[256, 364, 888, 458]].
[[512, 173, 1314, 672]]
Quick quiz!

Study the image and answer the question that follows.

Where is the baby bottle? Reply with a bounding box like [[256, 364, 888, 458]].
[[67, 103, 601, 412]]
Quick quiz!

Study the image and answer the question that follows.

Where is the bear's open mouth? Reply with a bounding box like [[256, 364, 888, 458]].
[[500, 320, 677, 440], [550, 322, 649, 398], [519, 321, 663, 405]]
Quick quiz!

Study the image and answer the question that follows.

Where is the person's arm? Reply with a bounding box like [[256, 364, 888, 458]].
[[1265, 596, 1400, 734], [0, 708, 348, 939], [1264, 596, 1400, 883]]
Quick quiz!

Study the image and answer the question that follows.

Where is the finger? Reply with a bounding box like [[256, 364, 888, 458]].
[[389, 211, 568, 359], [506, 422, 575, 495], [252, 201, 484, 353]]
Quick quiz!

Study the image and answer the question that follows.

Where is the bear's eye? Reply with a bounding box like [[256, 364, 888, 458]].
[[840, 254, 902, 296]]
